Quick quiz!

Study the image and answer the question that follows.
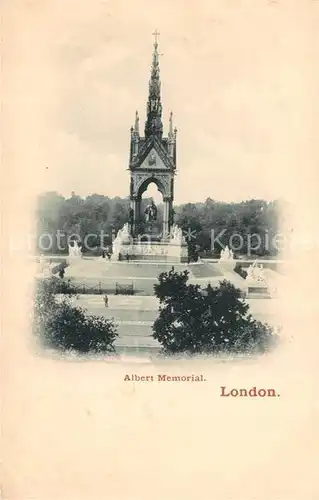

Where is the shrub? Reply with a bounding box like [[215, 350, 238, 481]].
[[34, 278, 118, 354], [44, 300, 117, 353], [36, 276, 78, 296]]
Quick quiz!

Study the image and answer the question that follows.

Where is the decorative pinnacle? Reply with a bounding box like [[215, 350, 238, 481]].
[[169, 111, 173, 137], [134, 110, 139, 135]]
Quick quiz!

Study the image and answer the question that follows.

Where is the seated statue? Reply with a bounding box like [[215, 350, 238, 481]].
[[144, 199, 157, 222]]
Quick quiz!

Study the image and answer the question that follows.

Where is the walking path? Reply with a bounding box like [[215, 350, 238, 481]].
[[53, 255, 286, 356]]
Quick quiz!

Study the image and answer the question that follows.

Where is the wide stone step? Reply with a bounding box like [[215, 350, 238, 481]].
[[105, 310, 157, 322], [115, 345, 161, 356], [115, 335, 160, 347]]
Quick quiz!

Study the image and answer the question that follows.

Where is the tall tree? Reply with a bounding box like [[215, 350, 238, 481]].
[[153, 269, 277, 355]]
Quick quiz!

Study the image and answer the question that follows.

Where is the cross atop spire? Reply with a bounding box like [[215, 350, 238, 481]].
[[152, 29, 160, 46]]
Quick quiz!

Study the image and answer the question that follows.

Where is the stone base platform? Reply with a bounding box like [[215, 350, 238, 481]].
[[112, 240, 188, 263]]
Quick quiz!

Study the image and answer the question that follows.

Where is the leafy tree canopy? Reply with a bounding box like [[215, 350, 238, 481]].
[[36, 191, 286, 256], [153, 269, 278, 355]]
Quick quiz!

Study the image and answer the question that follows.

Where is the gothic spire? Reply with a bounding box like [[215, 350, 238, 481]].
[[145, 30, 163, 139]]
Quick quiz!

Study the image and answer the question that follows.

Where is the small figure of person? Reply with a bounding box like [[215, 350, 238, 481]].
[[126, 253, 130, 262], [103, 294, 109, 308], [107, 252, 111, 261], [102, 250, 105, 259], [59, 268, 65, 279]]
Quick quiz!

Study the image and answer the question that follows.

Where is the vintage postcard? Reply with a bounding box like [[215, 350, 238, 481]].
[[2, 0, 318, 499]]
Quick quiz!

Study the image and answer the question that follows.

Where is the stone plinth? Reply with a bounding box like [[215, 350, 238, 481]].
[[245, 280, 270, 298], [244, 260, 270, 298], [142, 222, 161, 241], [114, 240, 188, 263]]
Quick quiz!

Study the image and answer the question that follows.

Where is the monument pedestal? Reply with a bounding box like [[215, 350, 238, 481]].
[[140, 222, 161, 242], [112, 223, 188, 262], [244, 261, 270, 298], [245, 278, 270, 298], [115, 240, 188, 263]]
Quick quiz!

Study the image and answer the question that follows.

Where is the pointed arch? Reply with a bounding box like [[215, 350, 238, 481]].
[[137, 176, 167, 199]]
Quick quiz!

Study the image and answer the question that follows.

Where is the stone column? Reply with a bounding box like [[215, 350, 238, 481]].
[[135, 198, 142, 235], [130, 197, 140, 236], [163, 198, 170, 238]]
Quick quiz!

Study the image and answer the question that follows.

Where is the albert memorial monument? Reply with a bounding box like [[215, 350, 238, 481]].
[[112, 32, 188, 262]]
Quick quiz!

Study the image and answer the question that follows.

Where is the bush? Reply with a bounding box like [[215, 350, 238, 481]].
[[36, 276, 78, 296], [44, 301, 117, 353], [153, 269, 277, 355], [34, 278, 118, 354]]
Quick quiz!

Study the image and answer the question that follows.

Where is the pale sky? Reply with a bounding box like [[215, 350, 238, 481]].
[[4, 0, 315, 204]]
